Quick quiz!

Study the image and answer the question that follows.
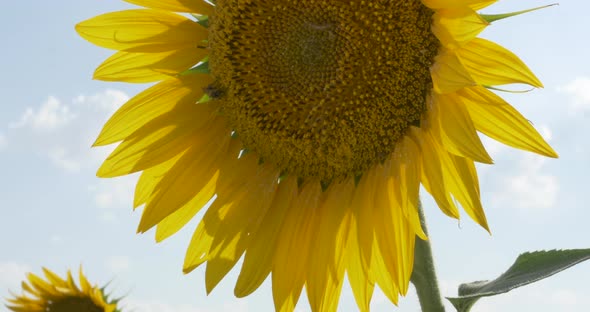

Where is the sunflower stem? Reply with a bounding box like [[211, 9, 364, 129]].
[[411, 201, 446, 312]]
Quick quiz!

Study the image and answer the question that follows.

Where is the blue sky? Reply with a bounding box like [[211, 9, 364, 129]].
[[1, 1, 589, 311]]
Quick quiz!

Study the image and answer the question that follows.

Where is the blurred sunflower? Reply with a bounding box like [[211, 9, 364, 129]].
[[6, 267, 118, 312], [76, 0, 557, 311]]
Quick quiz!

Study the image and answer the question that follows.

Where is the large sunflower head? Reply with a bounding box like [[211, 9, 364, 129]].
[[76, 0, 557, 311], [6, 267, 118, 312]]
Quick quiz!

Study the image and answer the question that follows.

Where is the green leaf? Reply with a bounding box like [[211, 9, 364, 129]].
[[447, 249, 590, 312]]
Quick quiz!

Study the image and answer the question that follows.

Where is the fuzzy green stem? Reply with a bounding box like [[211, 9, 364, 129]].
[[410, 201, 446, 312]]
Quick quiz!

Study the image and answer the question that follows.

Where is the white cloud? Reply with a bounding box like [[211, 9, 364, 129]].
[[0, 132, 6, 149], [499, 154, 558, 210], [539, 125, 553, 142], [90, 175, 136, 209], [50, 234, 63, 245], [0, 262, 31, 292], [106, 256, 130, 274], [558, 77, 590, 112], [507, 174, 558, 210], [4, 90, 129, 173], [87, 175, 137, 222], [48, 147, 82, 173], [73, 89, 129, 115], [550, 289, 578, 306], [95, 192, 114, 208], [9, 96, 76, 130]]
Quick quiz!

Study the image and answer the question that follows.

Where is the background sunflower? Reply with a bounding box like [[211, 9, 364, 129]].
[[6, 267, 118, 312], [1, 0, 589, 311]]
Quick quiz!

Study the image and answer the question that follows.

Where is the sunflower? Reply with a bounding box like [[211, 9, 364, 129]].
[[76, 0, 557, 311], [6, 267, 118, 312]]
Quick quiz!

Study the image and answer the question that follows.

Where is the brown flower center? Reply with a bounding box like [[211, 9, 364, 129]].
[[47, 296, 104, 312], [210, 0, 439, 182]]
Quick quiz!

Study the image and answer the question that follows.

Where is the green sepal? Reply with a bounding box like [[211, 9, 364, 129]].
[[353, 175, 362, 186], [277, 171, 288, 183], [484, 85, 534, 94], [480, 4, 558, 23], [182, 59, 210, 76], [447, 249, 590, 312], [99, 280, 127, 312], [198, 94, 211, 103], [191, 14, 209, 28]]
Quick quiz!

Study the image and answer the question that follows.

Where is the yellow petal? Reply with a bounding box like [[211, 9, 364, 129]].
[[350, 166, 378, 271], [97, 109, 209, 178], [104, 304, 117, 312], [27, 273, 59, 297], [94, 74, 213, 146], [370, 239, 400, 305], [136, 123, 229, 232], [21, 280, 40, 296], [78, 268, 91, 294], [410, 127, 460, 219], [205, 231, 247, 294], [374, 161, 416, 296], [214, 152, 261, 196], [457, 38, 543, 87], [440, 144, 489, 230], [124, 0, 213, 14], [65, 270, 78, 291], [153, 141, 238, 242], [345, 214, 374, 312], [76, 9, 206, 52], [306, 180, 353, 312], [425, 129, 489, 230], [431, 48, 476, 94], [7, 304, 44, 312], [372, 173, 403, 296], [154, 172, 217, 242], [422, 0, 495, 9], [272, 182, 321, 312], [205, 162, 279, 293], [235, 176, 298, 298], [448, 154, 489, 230], [183, 198, 230, 274], [460, 86, 558, 157], [471, 1, 497, 10], [133, 151, 185, 208], [209, 162, 280, 255], [351, 166, 403, 305], [42, 268, 67, 289], [433, 8, 488, 49], [94, 48, 207, 83], [389, 136, 427, 240], [434, 92, 493, 163]]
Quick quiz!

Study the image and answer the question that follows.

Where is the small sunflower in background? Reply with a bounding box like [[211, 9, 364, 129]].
[[76, 0, 557, 311], [6, 267, 118, 312]]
